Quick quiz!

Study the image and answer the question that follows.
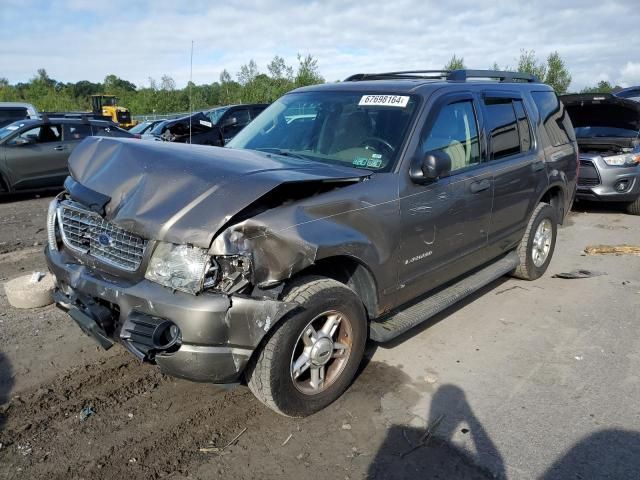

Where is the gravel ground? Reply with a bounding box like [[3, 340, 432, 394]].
[[0, 195, 639, 479]]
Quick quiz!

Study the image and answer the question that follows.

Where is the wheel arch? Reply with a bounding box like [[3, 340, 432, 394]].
[[286, 255, 379, 319], [538, 183, 566, 224]]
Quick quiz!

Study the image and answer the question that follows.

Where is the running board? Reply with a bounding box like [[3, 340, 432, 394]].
[[370, 251, 520, 342]]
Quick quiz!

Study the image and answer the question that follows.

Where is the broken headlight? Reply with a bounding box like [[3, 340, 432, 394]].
[[145, 243, 211, 294], [204, 255, 252, 294]]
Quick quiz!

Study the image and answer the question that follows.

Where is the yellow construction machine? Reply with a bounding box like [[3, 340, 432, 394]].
[[91, 95, 137, 129]]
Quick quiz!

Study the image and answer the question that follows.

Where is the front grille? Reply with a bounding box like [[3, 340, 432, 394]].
[[578, 177, 600, 187], [58, 201, 147, 272], [578, 159, 600, 187]]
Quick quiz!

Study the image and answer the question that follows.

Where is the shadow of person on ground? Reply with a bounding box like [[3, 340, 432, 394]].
[[0, 352, 14, 432], [541, 429, 640, 480], [366, 383, 505, 479]]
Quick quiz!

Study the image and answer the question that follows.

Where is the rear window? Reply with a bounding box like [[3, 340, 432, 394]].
[[0, 108, 28, 125], [532, 91, 575, 146]]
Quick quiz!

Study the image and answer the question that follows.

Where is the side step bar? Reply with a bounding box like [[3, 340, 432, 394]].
[[370, 251, 520, 342]]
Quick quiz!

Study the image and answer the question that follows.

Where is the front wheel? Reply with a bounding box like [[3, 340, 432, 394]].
[[511, 202, 557, 280], [625, 197, 640, 215], [246, 276, 367, 417]]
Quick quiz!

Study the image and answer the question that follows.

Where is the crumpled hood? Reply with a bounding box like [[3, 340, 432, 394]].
[[67, 137, 369, 248], [561, 93, 640, 133]]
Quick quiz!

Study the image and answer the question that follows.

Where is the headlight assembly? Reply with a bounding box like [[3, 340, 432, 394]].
[[145, 243, 211, 294], [145, 242, 253, 295], [602, 153, 640, 167]]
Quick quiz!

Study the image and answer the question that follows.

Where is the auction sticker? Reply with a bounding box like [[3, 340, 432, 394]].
[[358, 95, 409, 107]]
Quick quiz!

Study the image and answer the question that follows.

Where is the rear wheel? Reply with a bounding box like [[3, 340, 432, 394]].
[[512, 202, 557, 280], [246, 276, 367, 417], [625, 197, 640, 215]]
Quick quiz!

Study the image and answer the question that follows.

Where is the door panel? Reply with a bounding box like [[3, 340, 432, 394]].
[[398, 94, 493, 297], [4, 124, 67, 189], [483, 95, 548, 252]]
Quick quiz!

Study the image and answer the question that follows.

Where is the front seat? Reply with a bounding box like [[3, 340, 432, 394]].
[[329, 111, 372, 153]]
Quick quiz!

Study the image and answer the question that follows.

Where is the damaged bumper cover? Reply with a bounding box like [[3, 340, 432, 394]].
[[45, 246, 295, 384]]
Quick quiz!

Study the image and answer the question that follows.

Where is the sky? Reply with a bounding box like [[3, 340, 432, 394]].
[[1, 0, 638, 91]]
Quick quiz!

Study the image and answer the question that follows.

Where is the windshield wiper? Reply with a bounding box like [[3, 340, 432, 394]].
[[256, 147, 310, 161]]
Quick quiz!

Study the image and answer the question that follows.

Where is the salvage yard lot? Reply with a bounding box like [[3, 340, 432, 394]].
[[1, 194, 639, 479]]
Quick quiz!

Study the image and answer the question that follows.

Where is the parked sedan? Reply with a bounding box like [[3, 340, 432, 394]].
[[561, 93, 640, 214], [0, 118, 134, 193]]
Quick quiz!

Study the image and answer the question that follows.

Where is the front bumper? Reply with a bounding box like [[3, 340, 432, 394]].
[[45, 246, 294, 384], [576, 156, 640, 203]]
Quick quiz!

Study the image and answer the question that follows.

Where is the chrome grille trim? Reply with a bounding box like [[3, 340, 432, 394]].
[[57, 200, 148, 272]]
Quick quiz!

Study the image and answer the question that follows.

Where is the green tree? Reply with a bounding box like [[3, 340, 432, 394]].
[[544, 52, 572, 95], [295, 54, 323, 87], [516, 50, 572, 94], [444, 54, 466, 71]]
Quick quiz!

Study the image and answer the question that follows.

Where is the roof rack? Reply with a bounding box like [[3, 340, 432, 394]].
[[344, 70, 450, 81], [344, 69, 539, 83]]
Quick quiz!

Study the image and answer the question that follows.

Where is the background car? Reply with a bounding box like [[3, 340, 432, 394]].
[[0, 117, 134, 193], [561, 93, 640, 214], [204, 104, 268, 143], [128, 119, 166, 136], [142, 112, 223, 146], [614, 86, 640, 102], [0, 102, 39, 128]]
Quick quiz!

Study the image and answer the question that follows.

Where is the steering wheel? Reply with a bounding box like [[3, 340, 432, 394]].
[[360, 136, 395, 154]]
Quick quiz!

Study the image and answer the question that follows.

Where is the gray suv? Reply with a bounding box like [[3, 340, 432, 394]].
[[45, 70, 578, 416], [561, 94, 640, 214], [0, 117, 133, 193]]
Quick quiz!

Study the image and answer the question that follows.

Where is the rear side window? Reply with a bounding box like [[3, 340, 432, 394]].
[[484, 98, 520, 160], [64, 123, 92, 141], [531, 91, 574, 146], [92, 125, 131, 138], [231, 109, 250, 126], [513, 100, 532, 151]]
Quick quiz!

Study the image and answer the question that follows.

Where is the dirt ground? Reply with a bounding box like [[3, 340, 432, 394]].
[[1, 193, 639, 479]]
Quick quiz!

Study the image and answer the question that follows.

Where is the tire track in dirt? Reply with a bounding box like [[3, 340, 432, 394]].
[[0, 352, 267, 479]]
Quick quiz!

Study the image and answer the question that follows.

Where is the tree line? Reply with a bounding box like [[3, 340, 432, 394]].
[[0, 51, 623, 116]]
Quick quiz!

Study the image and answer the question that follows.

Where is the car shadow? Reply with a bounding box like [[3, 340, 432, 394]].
[[366, 383, 506, 479], [0, 352, 14, 432], [572, 199, 628, 215], [541, 429, 640, 480]]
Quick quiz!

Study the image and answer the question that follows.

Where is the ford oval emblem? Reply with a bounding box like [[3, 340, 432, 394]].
[[98, 233, 112, 247]]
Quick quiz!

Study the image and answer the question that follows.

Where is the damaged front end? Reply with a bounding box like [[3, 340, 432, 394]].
[[44, 136, 370, 383]]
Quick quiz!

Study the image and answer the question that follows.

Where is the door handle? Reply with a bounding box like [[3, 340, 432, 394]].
[[53, 145, 65, 151], [532, 160, 545, 172], [470, 179, 491, 194]]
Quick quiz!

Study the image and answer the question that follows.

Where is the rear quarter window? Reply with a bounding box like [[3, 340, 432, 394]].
[[531, 91, 575, 146]]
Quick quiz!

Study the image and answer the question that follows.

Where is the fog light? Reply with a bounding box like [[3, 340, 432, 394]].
[[152, 321, 181, 350], [615, 180, 629, 192]]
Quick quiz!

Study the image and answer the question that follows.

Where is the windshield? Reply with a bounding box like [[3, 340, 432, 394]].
[[0, 121, 25, 140], [150, 121, 168, 135], [574, 126, 639, 138], [226, 91, 419, 172], [207, 107, 230, 125], [128, 121, 151, 134]]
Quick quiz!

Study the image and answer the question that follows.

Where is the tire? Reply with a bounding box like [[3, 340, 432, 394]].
[[246, 276, 367, 417], [511, 202, 557, 281], [625, 197, 640, 215]]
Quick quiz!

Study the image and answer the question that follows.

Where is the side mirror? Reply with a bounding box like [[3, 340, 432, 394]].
[[409, 151, 451, 184], [221, 116, 238, 128]]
